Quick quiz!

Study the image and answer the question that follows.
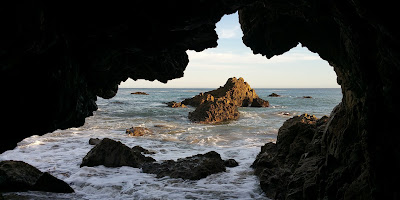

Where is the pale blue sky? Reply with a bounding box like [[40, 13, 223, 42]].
[[120, 12, 339, 88]]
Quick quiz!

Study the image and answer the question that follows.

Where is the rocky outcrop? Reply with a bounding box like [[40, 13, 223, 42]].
[[252, 114, 328, 199], [80, 138, 155, 168], [184, 77, 268, 123], [142, 151, 237, 180], [0, 160, 74, 193], [89, 138, 102, 145], [126, 127, 153, 136]]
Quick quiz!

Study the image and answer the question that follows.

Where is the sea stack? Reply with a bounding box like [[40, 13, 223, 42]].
[[182, 77, 269, 123]]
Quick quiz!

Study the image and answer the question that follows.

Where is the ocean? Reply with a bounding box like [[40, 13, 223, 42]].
[[0, 88, 342, 200]]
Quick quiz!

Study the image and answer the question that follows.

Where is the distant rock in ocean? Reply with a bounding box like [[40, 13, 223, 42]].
[[268, 93, 281, 97], [131, 92, 149, 95], [0, 160, 74, 193], [181, 77, 269, 123], [302, 96, 312, 98]]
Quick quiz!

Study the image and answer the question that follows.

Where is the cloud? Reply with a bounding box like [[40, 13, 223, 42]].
[[216, 25, 242, 39], [186, 49, 322, 68]]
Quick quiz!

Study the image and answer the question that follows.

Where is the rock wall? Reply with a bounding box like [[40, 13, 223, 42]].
[[240, 1, 400, 199]]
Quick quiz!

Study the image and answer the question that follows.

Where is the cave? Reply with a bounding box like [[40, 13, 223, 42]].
[[1, 1, 399, 199]]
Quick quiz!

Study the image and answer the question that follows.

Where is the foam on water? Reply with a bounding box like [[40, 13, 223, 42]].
[[0, 88, 341, 199]]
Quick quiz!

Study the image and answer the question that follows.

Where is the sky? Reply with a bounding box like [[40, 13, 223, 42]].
[[120, 12, 339, 88]]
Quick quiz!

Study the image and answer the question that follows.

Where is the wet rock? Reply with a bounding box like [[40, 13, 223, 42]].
[[251, 97, 270, 107], [89, 138, 102, 145], [131, 92, 149, 95], [126, 127, 153, 136], [166, 101, 187, 108], [80, 138, 155, 168], [0, 160, 74, 193], [302, 96, 312, 99], [224, 159, 239, 167], [188, 98, 239, 124], [142, 151, 227, 180], [132, 145, 156, 155], [268, 93, 281, 97], [251, 114, 329, 199]]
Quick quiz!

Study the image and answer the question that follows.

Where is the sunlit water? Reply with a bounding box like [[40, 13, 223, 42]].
[[1, 88, 341, 200]]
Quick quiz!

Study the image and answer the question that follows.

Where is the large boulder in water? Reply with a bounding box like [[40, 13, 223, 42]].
[[142, 151, 237, 180], [188, 98, 239, 124], [0, 160, 74, 193], [183, 77, 269, 123], [80, 138, 155, 168], [182, 77, 264, 107]]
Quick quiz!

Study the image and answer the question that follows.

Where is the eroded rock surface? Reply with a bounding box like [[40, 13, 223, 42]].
[[0, 160, 74, 193], [126, 127, 153, 137]]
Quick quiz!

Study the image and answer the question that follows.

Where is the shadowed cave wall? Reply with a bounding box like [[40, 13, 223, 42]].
[[1, 1, 399, 199]]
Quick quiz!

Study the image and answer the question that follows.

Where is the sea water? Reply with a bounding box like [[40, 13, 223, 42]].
[[0, 88, 342, 200]]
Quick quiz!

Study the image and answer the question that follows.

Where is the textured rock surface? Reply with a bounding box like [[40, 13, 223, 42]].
[[182, 77, 262, 107], [239, 1, 400, 199], [142, 151, 234, 180], [166, 101, 187, 108], [185, 77, 268, 123], [80, 138, 155, 168], [0, 160, 74, 193]]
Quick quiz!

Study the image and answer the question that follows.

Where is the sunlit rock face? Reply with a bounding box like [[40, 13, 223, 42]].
[[0, 0, 253, 152], [0, 1, 399, 199], [240, 1, 400, 199]]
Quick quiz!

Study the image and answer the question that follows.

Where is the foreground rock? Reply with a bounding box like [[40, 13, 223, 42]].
[[80, 138, 155, 168], [126, 127, 153, 136], [251, 114, 329, 199], [0, 160, 74, 193], [89, 138, 102, 145], [182, 77, 268, 123], [142, 151, 237, 180]]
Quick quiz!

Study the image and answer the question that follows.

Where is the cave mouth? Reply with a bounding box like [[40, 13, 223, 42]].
[[0, 12, 342, 199]]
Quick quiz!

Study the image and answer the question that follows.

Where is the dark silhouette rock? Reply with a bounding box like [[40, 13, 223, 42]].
[[89, 138, 102, 145], [166, 101, 187, 108], [251, 97, 270, 107], [132, 145, 156, 155], [302, 96, 312, 99], [142, 151, 227, 180], [131, 92, 149, 95], [0, 160, 74, 193], [80, 138, 155, 168], [126, 127, 153, 136], [268, 93, 281, 97], [251, 114, 329, 199], [224, 159, 239, 167]]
